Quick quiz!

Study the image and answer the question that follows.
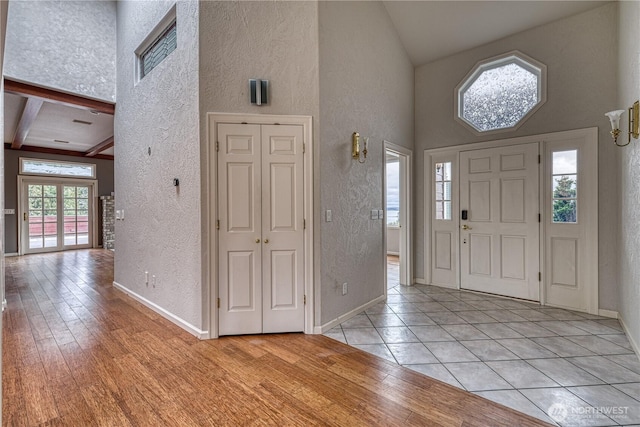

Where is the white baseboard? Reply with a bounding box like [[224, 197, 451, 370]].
[[314, 294, 386, 334], [4, 253, 19, 257], [414, 278, 427, 285], [113, 281, 208, 339], [598, 309, 618, 319], [618, 315, 640, 359]]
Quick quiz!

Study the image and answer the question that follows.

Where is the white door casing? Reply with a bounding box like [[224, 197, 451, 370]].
[[383, 141, 412, 289], [217, 122, 305, 336], [459, 143, 540, 301]]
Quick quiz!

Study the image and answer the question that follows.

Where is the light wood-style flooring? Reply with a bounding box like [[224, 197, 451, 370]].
[[3, 250, 551, 426]]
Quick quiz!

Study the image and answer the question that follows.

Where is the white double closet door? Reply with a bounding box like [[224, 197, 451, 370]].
[[218, 123, 305, 336]]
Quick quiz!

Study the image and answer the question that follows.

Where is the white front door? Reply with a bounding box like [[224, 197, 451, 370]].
[[218, 123, 305, 335], [460, 143, 540, 301]]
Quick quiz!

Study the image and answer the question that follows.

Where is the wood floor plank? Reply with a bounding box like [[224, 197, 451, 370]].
[[4, 250, 552, 427]]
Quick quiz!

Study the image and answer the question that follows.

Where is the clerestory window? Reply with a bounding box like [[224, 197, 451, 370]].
[[455, 51, 546, 134]]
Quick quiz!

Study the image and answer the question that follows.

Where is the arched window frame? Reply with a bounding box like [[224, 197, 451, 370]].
[[455, 51, 547, 136]]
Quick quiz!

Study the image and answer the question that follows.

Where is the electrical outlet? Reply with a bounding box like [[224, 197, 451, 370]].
[[342, 282, 348, 295], [378, 209, 384, 220], [371, 209, 379, 220]]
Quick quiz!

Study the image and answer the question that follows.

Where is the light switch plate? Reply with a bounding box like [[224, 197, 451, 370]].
[[371, 209, 379, 220], [326, 209, 332, 222], [4, 209, 15, 215]]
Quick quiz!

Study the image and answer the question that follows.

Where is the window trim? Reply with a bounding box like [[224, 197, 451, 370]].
[[20, 157, 96, 179], [454, 50, 547, 136]]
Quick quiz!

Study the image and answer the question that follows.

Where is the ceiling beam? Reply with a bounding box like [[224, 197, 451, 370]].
[[12, 97, 44, 149], [85, 136, 114, 157], [4, 78, 115, 115], [4, 143, 114, 161]]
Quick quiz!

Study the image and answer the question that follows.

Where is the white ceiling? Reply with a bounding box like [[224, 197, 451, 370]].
[[382, 1, 611, 66]]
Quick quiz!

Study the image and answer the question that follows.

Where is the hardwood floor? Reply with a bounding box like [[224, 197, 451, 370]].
[[3, 250, 551, 426]]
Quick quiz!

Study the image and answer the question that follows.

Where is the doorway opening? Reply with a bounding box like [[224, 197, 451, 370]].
[[384, 142, 412, 289]]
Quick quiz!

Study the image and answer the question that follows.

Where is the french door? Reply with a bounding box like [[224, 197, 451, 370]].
[[217, 123, 305, 336], [21, 180, 94, 254]]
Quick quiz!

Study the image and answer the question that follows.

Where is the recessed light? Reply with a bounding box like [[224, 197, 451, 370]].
[[53, 139, 70, 144], [73, 119, 93, 125]]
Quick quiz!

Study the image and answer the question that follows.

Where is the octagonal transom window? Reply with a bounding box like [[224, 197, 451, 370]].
[[456, 51, 546, 134]]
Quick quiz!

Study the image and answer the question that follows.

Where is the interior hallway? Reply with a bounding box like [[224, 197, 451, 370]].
[[2, 250, 547, 426], [325, 258, 640, 426]]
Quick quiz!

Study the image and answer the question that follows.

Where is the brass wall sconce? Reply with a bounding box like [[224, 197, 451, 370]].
[[352, 132, 368, 163], [605, 101, 639, 147]]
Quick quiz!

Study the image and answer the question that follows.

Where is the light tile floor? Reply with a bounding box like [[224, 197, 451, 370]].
[[325, 260, 640, 426]]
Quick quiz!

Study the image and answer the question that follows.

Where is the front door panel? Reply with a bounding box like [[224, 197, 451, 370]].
[[460, 143, 540, 301]]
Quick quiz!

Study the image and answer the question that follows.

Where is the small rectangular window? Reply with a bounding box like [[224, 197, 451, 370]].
[[552, 150, 577, 223], [139, 20, 176, 79], [435, 162, 452, 220], [20, 158, 96, 179]]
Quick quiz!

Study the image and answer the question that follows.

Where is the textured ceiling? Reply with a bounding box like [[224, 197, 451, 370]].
[[383, 0, 611, 66]]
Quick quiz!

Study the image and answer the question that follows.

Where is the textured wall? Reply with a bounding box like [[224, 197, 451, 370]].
[[115, 1, 202, 329], [3, 150, 114, 253], [4, 0, 116, 102], [198, 1, 320, 326], [414, 4, 619, 310], [318, 1, 414, 323], [617, 1, 640, 351]]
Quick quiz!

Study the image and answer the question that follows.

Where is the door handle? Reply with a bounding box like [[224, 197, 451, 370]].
[[462, 224, 472, 230], [255, 238, 261, 243], [264, 239, 269, 244]]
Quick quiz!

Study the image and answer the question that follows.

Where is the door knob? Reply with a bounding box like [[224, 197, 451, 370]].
[[255, 239, 261, 243], [462, 224, 472, 230], [264, 239, 269, 244]]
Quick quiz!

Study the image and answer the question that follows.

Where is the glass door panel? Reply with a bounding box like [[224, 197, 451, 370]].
[[63, 185, 91, 247], [27, 184, 58, 250]]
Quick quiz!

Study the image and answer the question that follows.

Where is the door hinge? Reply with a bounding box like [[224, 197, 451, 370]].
[[216, 141, 219, 152], [304, 295, 306, 305], [538, 154, 541, 164], [538, 272, 542, 281], [538, 214, 541, 223], [303, 143, 306, 154], [217, 298, 220, 308], [216, 220, 220, 230], [303, 219, 306, 229]]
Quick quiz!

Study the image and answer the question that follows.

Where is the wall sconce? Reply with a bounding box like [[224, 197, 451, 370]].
[[352, 132, 368, 163], [605, 101, 639, 147]]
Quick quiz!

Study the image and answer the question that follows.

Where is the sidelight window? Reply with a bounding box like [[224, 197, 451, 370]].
[[435, 162, 452, 220], [552, 150, 578, 223]]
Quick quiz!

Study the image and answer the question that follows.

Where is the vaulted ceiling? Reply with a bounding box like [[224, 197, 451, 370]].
[[2, 1, 611, 159]]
